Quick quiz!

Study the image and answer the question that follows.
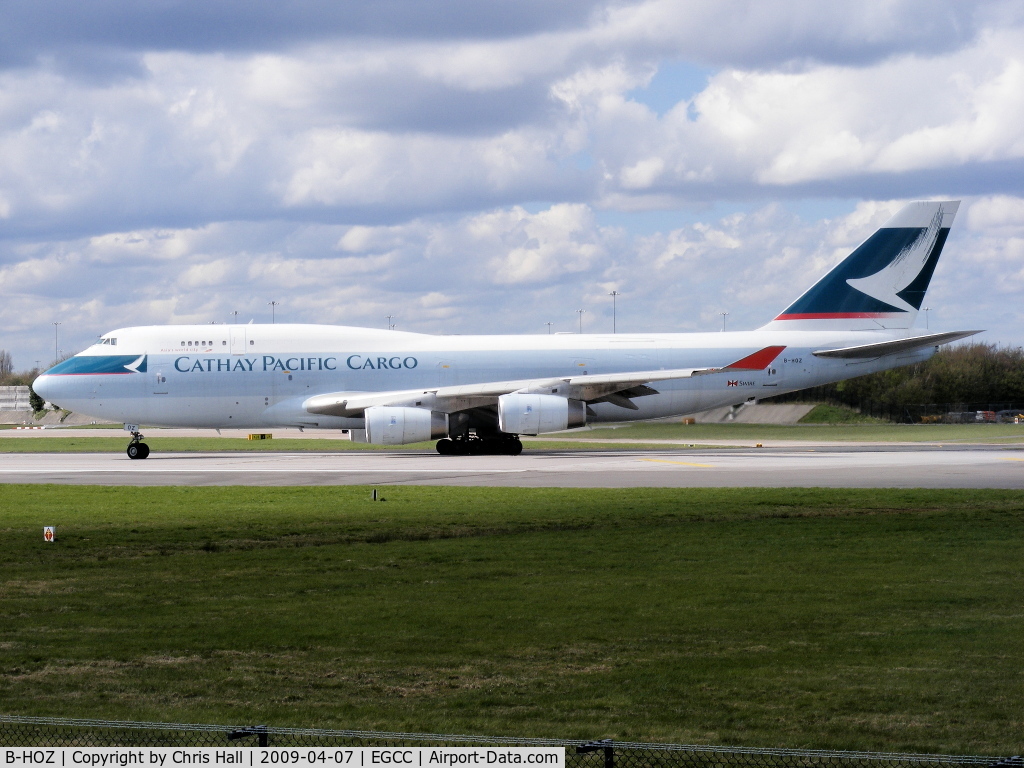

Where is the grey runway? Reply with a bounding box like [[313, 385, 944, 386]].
[[1, 446, 1022, 487]]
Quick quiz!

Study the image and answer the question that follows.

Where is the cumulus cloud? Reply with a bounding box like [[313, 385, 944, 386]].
[[0, 1, 602, 69], [2, 0, 1022, 239]]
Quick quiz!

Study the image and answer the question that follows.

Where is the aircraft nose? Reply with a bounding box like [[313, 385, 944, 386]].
[[32, 374, 61, 407]]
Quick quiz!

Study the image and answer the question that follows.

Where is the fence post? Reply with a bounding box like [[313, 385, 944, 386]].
[[577, 739, 614, 768], [228, 725, 269, 747]]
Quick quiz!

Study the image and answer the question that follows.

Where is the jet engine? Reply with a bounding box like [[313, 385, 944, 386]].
[[497, 394, 586, 435], [364, 406, 448, 445]]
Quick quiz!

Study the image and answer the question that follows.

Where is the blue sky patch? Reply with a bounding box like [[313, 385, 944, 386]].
[[628, 61, 715, 116]]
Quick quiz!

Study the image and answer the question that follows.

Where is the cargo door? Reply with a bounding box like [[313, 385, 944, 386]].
[[152, 363, 170, 395], [229, 327, 247, 355], [437, 360, 456, 387]]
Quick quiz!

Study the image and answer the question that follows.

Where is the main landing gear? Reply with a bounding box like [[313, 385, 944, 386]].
[[436, 436, 523, 456], [126, 430, 151, 460]]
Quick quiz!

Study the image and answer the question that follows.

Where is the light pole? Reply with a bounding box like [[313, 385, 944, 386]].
[[386, 315, 395, 331], [52, 322, 61, 363], [923, 307, 931, 330], [545, 322, 554, 334], [609, 291, 619, 334], [576, 309, 586, 334], [719, 312, 729, 332], [268, 301, 279, 323], [230, 310, 239, 324]]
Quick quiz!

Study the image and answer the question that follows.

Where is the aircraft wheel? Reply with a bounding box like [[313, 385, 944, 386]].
[[436, 439, 454, 456], [127, 443, 142, 460], [508, 439, 523, 456], [138, 442, 151, 459]]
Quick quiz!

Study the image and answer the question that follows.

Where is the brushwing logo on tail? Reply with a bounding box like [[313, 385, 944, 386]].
[[769, 200, 958, 328], [845, 207, 945, 313]]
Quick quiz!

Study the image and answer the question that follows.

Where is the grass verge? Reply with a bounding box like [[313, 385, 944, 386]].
[[1, 485, 1022, 754], [798, 404, 887, 424], [574, 421, 1024, 443]]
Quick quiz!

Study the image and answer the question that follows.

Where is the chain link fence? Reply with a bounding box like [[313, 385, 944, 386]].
[[0, 715, 1018, 768]]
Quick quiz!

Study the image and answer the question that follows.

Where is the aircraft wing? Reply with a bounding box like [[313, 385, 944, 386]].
[[304, 346, 786, 416], [811, 330, 981, 359], [303, 370, 705, 417]]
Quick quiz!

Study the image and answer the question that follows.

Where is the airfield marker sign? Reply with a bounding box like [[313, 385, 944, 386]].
[[43, 526, 55, 542]]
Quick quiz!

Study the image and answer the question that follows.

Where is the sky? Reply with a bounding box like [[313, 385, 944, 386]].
[[2, 0, 1024, 369]]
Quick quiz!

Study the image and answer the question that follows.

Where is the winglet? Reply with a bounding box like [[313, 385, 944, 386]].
[[724, 346, 786, 370]]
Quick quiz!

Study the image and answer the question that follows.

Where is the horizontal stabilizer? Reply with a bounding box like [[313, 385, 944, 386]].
[[812, 330, 982, 359]]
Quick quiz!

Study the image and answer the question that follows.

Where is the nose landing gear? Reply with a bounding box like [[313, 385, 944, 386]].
[[126, 430, 150, 460]]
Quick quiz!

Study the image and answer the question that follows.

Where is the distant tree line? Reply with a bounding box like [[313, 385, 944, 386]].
[[775, 343, 1024, 409], [0, 350, 38, 387]]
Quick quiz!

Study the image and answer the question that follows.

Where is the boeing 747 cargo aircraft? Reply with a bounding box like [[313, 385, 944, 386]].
[[35, 201, 979, 457]]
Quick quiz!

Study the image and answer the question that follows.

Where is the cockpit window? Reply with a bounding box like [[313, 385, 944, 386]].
[[98, 337, 117, 346]]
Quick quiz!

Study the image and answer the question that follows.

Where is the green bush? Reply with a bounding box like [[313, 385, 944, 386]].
[[28, 384, 45, 413]]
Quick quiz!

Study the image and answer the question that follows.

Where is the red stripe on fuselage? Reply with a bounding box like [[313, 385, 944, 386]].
[[724, 345, 786, 370]]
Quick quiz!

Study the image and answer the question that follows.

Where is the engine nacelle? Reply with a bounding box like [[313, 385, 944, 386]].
[[497, 394, 586, 435], [364, 406, 448, 445]]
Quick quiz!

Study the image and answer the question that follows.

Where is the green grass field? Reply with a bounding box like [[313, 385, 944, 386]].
[[798, 404, 887, 424], [579, 421, 1024, 443], [1, 485, 1022, 754]]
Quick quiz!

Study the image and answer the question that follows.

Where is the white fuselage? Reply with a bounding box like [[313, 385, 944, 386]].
[[35, 323, 932, 430]]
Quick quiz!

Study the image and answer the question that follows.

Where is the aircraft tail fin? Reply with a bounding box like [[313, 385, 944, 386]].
[[760, 201, 959, 331]]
